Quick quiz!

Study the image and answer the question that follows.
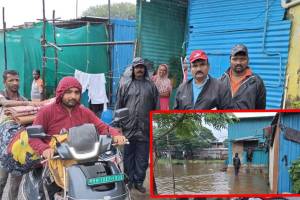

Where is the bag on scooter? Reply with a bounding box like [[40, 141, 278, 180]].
[[0, 120, 21, 161], [48, 134, 77, 189], [0, 124, 41, 175]]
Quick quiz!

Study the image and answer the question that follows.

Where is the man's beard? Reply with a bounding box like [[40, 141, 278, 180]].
[[233, 64, 246, 73], [62, 99, 78, 108]]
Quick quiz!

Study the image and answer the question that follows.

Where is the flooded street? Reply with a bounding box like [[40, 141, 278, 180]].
[[155, 161, 270, 194]]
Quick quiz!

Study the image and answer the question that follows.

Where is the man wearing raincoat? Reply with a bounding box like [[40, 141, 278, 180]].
[[115, 57, 159, 193]]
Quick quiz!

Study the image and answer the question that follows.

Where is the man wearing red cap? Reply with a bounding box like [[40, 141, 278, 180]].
[[220, 44, 266, 109], [174, 50, 232, 110], [29, 77, 127, 159]]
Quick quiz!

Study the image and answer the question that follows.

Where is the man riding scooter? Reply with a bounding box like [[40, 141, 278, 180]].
[[29, 76, 127, 198]]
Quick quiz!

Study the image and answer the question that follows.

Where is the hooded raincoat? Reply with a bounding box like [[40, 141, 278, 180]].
[[29, 77, 121, 155], [115, 63, 159, 142]]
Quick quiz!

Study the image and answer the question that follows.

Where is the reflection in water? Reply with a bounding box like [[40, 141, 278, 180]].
[[155, 161, 270, 194]]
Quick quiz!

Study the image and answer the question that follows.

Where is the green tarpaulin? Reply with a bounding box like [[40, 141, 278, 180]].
[[0, 22, 109, 99]]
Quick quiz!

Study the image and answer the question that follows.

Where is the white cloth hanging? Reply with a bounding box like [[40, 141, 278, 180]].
[[74, 70, 89, 93], [74, 70, 108, 108]]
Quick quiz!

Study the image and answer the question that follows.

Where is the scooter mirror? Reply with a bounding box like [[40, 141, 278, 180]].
[[113, 108, 129, 123], [26, 125, 50, 139]]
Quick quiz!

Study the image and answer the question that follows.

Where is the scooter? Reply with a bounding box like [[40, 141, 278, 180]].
[[21, 108, 132, 200]]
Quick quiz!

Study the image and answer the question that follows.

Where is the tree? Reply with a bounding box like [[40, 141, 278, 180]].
[[152, 113, 237, 193], [153, 113, 237, 150], [82, 3, 136, 19]]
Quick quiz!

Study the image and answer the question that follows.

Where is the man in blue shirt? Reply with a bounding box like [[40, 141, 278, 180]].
[[174, 50, 233, 110]]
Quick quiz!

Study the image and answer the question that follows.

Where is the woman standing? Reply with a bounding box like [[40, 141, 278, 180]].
[[151, 64, 172, 110]]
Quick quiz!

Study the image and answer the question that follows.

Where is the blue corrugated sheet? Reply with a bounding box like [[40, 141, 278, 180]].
[[241, 149, 268, 165], [228, 144, 268, 165], [278, 113, 300, 193], [187, 0, 291, 109], [228, 117, 273, 165], [228, 117, 274, 140], [111, 19, 136, 103]]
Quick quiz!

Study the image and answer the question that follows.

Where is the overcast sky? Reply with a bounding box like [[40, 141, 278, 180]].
[[204, 123, 228, 142], [0, 0, 136, 28]]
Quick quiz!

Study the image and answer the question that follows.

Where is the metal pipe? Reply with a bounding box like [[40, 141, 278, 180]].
[[108, 0, 111, 25], [133, 39, 137, 58], [282, 74, 289, 109], [262, 0, 283, 88], [108, 0, 112, 105], [2, 7, 7, 70], [281, 0, 300, 8], [136, 0, 143, 56], [167, 134, 176, 194], [44, 41, 135, 48], [76, 0, 78, 18], [42, 0, 47, 99], [85, 22, 90, 72], [52, 10, 59, 89], [46, 42, 63, 51]]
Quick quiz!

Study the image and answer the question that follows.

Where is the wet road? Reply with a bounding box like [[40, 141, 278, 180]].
[[155, 161, 270, 195]]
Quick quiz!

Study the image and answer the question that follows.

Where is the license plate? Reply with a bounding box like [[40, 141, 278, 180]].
[[87, 174, 124, 186]]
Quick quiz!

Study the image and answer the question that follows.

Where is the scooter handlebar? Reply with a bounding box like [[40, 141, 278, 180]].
[[40, 155, 60, 164], [112, 140, 130, 146]]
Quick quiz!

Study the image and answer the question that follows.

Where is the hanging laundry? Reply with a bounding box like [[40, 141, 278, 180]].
[[74, 70, 90, 93], [74, 70, 108, 107], [88, 73, 108, 104]]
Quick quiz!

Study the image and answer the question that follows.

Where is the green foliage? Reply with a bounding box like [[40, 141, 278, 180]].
[[153, 113, 237, 150], [291, 101, 300, 109], [289, 158, 300, 193], [82, 3, 136, 19]]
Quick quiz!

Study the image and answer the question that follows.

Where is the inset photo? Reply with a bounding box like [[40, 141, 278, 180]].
[[150, 111, 300, 198]]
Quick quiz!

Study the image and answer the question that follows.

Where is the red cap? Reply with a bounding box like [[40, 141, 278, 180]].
[[189, 50, 208, 63]]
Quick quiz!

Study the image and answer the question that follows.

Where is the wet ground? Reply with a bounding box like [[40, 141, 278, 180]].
[[2, 161, 269, 199], [155, 161, 270, 195], [3, 168, 156, 200]]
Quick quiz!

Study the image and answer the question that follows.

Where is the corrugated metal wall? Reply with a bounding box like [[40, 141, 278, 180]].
[[228, 117, 273, 140], [228, 117, 273, 165], [111, 19, 136, 103], [241, 149, 268, 165], [278, 113, 300, 193], [187, 0, 291, 109], [136, 0, 187, 71]]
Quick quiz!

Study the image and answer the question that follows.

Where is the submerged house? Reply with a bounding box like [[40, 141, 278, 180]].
[[228, 113, 276, 173], [266, 112, 300, 194]]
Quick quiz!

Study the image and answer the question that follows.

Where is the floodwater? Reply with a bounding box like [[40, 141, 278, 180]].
[[155, 161, 270, 195]]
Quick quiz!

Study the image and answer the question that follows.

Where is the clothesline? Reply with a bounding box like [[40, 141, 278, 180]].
[[44, 57, 123, 79]]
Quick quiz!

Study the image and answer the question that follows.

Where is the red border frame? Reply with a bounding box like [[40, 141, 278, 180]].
[[149, 109, 300, 198]]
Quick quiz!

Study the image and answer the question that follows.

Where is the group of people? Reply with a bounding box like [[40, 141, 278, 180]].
[[153, 44, 266, 110], [0, 69, 47, 199], [0, 43, 267, 199], [0, 70, 127, 199], [116, 44, 267, 195]]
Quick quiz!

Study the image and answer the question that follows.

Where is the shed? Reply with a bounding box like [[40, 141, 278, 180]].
[[186, 0, 291, 109], [228, 114, 275, 168], [267, 112, 300, 193]]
